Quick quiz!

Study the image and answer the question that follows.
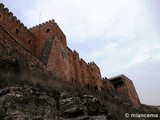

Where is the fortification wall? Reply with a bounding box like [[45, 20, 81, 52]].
[[45, 36, 70, 81], [87, 62, 102, 89], [88, 62, 102, 81], [29, 19, 70, 81], [68, 49, 108, 89], [68, 47, 76, 83], [0, 3, 37, 55], [72, 50, 82, 84], [122, 76, 141, 107], [102, 78, 115, 90], [95, 79, 104, 91], [109, 75, 141, 106], [80, 58, 91, 86], [0, 25, 46, 80]]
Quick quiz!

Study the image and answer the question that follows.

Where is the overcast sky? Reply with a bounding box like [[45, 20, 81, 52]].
[[1, 0, 160, 105]]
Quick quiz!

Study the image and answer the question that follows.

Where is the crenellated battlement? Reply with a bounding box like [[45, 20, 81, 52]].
[[29, 19, 66, 39], [88, 62, 99, 68], [29, 18, 67, 56], [109, 74, 131, 81], [0, 3, 37, 55], [102, 77, 108, 80], [88, 61, 95, 65], [67, 47, 73, 54], [80, 58, 87, 64], [29, 19, 55, 31], [88, 61, 101, 71], [73, 50, 79, 55], [0, 3, 35, 39], [0, 3, 4, 8], [73, 50, 80, 59]]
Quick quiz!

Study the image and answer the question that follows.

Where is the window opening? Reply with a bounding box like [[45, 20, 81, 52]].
[[46, 29, 50, 33], [16, 28, 19, 34]]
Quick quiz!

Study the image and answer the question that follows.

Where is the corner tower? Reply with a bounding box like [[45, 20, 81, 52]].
[[109, 74, 141, 106], [30, 20, 70, 81], [88, 62, 103, 90], [29, 19, 66, 58]]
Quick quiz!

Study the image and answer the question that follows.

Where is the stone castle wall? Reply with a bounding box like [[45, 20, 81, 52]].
[[0, 25, 46, 81], [29, 19, 66, 58], [0, 4, 37, 56], [0, 3, 140, 106], [110, 75, 141, 106], [122, 76, 141, 107]]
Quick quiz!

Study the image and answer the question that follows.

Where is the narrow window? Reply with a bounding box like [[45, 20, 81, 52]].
[[46, 29, 50, 33], [71, 77, 74, 83], [28, 39, 31, 44], [16, 28, 19, 34], [93, 76, 95, 79], [62, 52, 64, 59], [0, 14, 2, 20]]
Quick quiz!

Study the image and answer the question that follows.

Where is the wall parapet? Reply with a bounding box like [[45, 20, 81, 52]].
[[109, 74, 124, 80], [0, 3, 37, 55], [102, 77, 108, 80], [29, 19, 66, 39], [109, 74, 132, 82], [0, 3, 36, 39]]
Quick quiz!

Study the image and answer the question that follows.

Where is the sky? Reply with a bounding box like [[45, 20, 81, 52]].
[[1, 0, 160, 105]]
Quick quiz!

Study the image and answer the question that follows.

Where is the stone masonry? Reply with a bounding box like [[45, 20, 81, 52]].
[[0, 3, 140, 106]]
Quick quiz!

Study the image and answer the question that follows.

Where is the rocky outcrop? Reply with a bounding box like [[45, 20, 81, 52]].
[[59, 92, 110, 120], [0, 86, 59, 119], [0, 86, 112, 120]]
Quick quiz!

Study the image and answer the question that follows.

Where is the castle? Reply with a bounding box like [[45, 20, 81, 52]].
[[0, 3, 140, 106]]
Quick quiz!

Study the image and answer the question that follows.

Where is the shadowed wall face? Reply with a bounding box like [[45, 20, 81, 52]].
[[0, 60, 20, 82], [110, 75, 141, 106], [30, 21, 70, 81], [0, 25, 46, 84], [123, 77, 141, 107]]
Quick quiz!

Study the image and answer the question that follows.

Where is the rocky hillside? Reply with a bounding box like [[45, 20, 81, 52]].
[[0, 86, 111, 120], [0, 75, 159, 120]]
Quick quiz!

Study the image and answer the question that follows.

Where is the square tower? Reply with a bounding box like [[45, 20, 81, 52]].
[[109, 74, 141, 107]]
